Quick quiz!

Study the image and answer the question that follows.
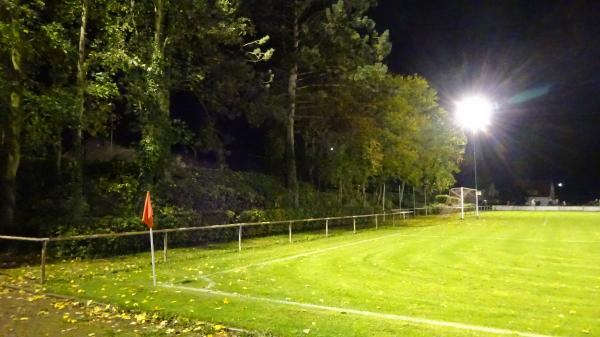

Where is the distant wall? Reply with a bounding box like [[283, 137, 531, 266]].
[[492, 205, 600, 212]]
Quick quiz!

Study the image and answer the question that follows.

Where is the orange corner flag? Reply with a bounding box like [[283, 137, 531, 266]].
[[142, 191, 154, 229]]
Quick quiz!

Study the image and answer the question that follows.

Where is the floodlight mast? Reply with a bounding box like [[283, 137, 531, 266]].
[[455, 95, 494, 218], [472, 131, 479, 218]]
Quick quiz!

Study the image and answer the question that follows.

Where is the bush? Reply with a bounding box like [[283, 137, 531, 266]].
[[31, 158, 389, 258], [236, 209, 266, 223], [435, 194, 450, 205]]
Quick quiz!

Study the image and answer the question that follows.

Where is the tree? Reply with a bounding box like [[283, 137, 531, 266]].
[[45, 0, 129, 221], [378, 75, 464, 193], [247, 0, 390, 206], [132, 0, 171, 189], [122, 0, 271, 189], [0, 0, 44, 233], [0, 0, 464, 235], [70, 0, 89, 220], [169, 1, 272, 169]]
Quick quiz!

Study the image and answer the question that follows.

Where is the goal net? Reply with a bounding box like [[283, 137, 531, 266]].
[[449, 187, 480, 219]]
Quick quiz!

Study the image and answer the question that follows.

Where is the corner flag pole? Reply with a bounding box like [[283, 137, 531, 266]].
[[142, 191, 157, 286], [149, 228, 156, 286]]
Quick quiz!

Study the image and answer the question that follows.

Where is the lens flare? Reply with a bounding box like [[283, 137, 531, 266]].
[[455, 96, 493, 132]]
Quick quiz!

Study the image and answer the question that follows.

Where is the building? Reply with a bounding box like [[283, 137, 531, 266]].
[[522, 181, 557, 206]]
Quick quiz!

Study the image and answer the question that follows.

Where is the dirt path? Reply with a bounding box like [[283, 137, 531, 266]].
[[0, 285, 234, 337]]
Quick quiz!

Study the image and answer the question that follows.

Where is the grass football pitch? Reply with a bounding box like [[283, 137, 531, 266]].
[[9, 211, 600, 337]]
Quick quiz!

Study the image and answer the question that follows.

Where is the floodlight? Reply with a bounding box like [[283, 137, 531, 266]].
[[453, 94, 494, 218], [558, 182, 563, 187], [455, 96, 493, 132]]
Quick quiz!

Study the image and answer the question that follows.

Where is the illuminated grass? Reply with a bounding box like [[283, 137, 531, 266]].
[[7, 212, 600, 337]]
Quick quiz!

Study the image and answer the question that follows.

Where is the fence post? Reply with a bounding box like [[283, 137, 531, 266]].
[[353, 217, 356, 233], [289, 222, 292, 243], [460, 187, 464, 220], [382, 183, 386, 221], [40, 240, 48, 285], [325, 219, 329, 237], [424, 188, 428, 216], [393, 213, 396, 226], [375, 215, 378, 229], [413, 187, 416, 216], [238, 226, 242, 252], [163, 232, 168, 262]]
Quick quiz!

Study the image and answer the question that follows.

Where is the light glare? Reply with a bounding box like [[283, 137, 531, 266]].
[[455, 96, 493, 132]]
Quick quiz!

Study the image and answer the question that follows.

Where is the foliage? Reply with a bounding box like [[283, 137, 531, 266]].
[[0, 1, 465, 237], [434, 194, 451, 204], [236, 209, 266, 223]]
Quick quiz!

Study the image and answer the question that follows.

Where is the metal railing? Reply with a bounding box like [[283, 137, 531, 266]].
[[0, 209, 414, 284]]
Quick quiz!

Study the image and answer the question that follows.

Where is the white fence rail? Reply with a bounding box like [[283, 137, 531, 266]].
[[0, 209, 415, 284]]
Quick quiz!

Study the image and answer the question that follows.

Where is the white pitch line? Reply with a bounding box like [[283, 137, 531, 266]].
[[206, 230, 600, 279], [207, 231, 406, 276], [199, 275, 215, 289], [161, 283, 562, 337]]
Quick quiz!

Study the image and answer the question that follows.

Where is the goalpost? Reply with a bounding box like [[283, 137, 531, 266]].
[[449, 187, 480, 219]]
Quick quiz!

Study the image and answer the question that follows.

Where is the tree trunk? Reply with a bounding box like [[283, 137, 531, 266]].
[[53, 139, 62, 183], [109, 124, 114, 154], [217, 147, 227, 169], [141, 0, 170, 189], [0, 106, 20, 233], [338, 178, 343, 204], [308, 165, 314, 185], [0, 13, 23, 233], [153, 0, 169, 117], [382, 183, 385, 211], [305, 136, 315, 185], [71, 0, 89, 222], [362, 184, 367, 207], [285, 1, 300, 207], [374, 184, 381, 205], [412, 186, 416, 213], [424, 186, 428, 216], [398, 181, 405, 209]]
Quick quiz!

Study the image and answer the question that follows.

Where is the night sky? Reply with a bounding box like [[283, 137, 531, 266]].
[[373, 0, 600, 203]]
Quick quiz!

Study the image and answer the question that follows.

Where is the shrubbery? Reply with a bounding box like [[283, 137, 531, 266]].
[[18, 158, 384, 258]]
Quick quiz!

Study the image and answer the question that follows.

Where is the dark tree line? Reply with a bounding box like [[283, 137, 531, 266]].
[[0, 0, 464, 235]]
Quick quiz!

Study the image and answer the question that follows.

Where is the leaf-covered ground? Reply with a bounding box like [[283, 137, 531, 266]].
[[0, 282, 240, 337]]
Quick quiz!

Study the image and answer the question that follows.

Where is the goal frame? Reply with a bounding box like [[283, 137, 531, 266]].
[[449, 187, 480, 219]]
